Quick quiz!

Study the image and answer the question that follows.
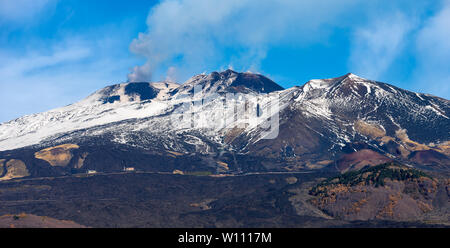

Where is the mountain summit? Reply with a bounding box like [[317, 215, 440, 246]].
[[174, 69, 284, 95]]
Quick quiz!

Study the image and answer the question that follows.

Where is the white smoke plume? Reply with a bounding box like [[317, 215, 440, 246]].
[[127, 0, 364, 82]]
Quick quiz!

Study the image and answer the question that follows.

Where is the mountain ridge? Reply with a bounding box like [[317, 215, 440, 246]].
[[0, 70, 448, 179]]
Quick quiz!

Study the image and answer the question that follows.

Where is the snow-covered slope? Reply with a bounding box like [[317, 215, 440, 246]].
[[292, 73, 449, 144], [0, 81, 181, 151], [0, 70, 449, 171], [0, 70, 286, 152]]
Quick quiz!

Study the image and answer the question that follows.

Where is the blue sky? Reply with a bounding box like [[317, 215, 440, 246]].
[[0, 0, 449, 122]]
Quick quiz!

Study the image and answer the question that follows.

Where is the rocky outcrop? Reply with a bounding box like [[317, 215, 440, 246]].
[[34, 144, 79, 167], [0, 159, 29, 181]]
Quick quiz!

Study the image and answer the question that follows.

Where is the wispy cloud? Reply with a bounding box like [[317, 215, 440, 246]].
[[0, 46, 90, 78], [348, 13, 415, 79], [0, 0, 57, 24], [0, 33, 138, 123]]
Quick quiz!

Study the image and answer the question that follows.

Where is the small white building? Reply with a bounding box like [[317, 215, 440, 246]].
[[123, 167, 135, 172], [87, 170, 97, 174]]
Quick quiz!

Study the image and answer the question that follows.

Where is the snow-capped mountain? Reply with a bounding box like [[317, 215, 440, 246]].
[[246, 72, 450, 171], [0, 70, 449, 180]]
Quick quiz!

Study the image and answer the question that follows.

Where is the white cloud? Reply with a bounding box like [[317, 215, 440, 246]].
[[127, 0, 364, 82], [0, 0, 56, 24], [413, 0, 450, 97], [347, 0, 450, 99], [416, 0, 450, 65], [348, 13, 415, 79]]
